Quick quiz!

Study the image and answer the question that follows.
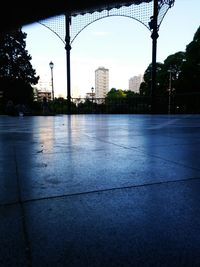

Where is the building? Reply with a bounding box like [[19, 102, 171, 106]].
[[37, 91, 52, 102], [86, 92, 95, 99], [33, 77, 52, 102], [95, 67, 109, 98], [34, 88, 52, 102], [129, 74, 143, 93]]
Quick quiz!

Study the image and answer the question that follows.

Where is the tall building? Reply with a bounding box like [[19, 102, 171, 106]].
[[129, 74, 143, 93], [95, 67, 109, 98]]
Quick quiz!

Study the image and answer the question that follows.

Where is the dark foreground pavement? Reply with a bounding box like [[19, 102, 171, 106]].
[[1, 114, 200, 267]]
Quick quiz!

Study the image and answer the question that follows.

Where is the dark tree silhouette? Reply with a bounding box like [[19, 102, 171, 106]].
[[0, 28, 39, 105], [139, 62, 164, 96], [178, 26, 200, 93]]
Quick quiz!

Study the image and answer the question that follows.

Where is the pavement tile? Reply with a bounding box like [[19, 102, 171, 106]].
[[0, 204, 28, 267], [25, 179, 200, 267]]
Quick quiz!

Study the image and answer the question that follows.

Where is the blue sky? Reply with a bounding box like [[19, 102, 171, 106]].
[[23, 0, 200, 98]]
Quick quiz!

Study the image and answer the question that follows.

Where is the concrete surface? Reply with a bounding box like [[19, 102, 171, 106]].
[[1, 114, 200, 266]]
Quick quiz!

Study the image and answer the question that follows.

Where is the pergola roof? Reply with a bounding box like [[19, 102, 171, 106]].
[[70, 0, 152, 16], [1, 0, 152, 33]]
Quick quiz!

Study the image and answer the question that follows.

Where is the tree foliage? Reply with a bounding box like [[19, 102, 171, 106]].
[[139, 62, 164, 96], [140, 26, 200, 96], [106, 88, 140, 100], [177, 26, 200, 92], [0, 28, 39, 104], [106, 88, 127, 99]]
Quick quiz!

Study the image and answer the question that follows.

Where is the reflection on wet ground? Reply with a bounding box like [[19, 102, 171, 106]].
[[1, 114, 200, 266]]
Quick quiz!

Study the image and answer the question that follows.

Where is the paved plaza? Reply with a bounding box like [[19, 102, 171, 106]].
[[1, 114, 200, 267]]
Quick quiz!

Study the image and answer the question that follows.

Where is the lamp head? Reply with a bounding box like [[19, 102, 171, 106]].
[[49, 61, 54, 69]]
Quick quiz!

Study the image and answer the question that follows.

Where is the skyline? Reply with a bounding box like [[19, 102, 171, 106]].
[[23, 0, 200, 98]]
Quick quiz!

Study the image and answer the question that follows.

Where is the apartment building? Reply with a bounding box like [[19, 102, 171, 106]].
[[129, 74, 143, 93], [95, 67, 109, 98]]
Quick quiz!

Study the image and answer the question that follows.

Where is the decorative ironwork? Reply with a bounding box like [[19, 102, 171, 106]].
[[38, 0, 175, 45], [37, 0, 175, 114], [38, 15, 66, 45]]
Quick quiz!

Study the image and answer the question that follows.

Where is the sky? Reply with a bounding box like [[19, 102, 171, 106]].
[[22, 0, 200, 98]]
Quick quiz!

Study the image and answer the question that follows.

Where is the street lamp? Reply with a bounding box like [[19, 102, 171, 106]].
[[91, 87, 95, 113], [49, 61, 54, 101], [168, 69, 172, 115], [91, 87, 94, 102]]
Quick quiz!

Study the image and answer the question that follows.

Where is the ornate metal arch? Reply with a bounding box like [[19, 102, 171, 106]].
[[37, 0, 175, 114], [38, 0, 174, 45]]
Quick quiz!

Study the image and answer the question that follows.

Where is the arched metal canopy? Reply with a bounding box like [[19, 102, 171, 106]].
[[1, 0, 175, 115], [70, 0, 152, 16], [36, 0, 175, 114], [38, 0, 174, 45], [0, 0, 174, 33], [0, 0, 152, 33]]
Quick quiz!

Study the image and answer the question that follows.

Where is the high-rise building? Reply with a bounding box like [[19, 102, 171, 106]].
[[95, 67, 109, 98], [129, 74, 143, 93]]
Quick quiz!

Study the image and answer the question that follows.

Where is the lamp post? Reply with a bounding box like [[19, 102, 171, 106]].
[[91, 87, 94, 113], [49, 61, 54, 101], [168, 69, 172, 115], [91, 87, 94, 103], [65, 14, 71, 114]]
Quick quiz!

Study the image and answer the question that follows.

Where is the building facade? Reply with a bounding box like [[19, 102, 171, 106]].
[[95, 67, 109, 98], [33, 88, 52, 102], [129, 74, 143, 93], [86, 92, 96, 99]]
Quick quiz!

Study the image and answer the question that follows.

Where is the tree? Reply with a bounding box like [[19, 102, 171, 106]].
[[178, 26, 200, 92], [106, 88, 126, 99], [162, 51, 186, 94], [138, 26, 200, 113], [0, 28, 39, 105], [139, 62, 164, 96], [126, 90, 139, 98], [140, 52, 186, 97], [163, 52, 185, 78]]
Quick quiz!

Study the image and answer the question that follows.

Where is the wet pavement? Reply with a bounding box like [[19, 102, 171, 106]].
[[1, 114, 200, 266]]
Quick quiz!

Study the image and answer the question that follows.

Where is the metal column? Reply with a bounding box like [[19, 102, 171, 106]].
[[65, 14, 71, 115], [150, 0, 159, 114]]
